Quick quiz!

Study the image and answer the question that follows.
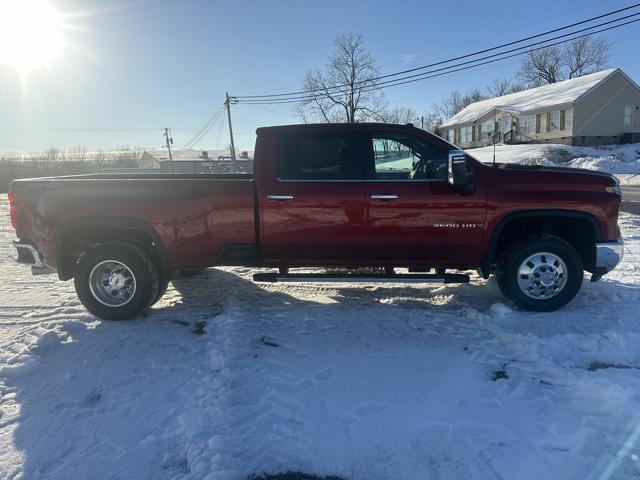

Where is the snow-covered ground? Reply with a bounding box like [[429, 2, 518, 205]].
[[467, 142, 640, 184], [1, 194, 640, 480]]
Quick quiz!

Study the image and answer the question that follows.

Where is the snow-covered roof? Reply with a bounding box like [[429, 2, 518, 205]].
[[441, 68, 620, 127]]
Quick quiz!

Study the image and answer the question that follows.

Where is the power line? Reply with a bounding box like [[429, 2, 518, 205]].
[[233, 3, 640, 101], [243, 103, 298, 117], [214, 111, 227, 151], [235, 15, 640, 105], [181, 105, 225, 150], [237, 12, 640, 104], [182, 107, 224, 149], [379, 0, 609, 69]]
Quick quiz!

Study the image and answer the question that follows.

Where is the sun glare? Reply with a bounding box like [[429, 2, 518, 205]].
[[0, 0, 63, 73]]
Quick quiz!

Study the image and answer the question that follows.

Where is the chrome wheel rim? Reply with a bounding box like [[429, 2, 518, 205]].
[[517, 252, 567, 300], [89, 260, 137, 307]]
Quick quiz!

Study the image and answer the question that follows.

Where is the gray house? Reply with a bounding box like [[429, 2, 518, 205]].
[[440, 68, 640, 148]]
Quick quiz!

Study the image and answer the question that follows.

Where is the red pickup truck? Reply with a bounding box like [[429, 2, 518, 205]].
[[10, 123, 623, 319]]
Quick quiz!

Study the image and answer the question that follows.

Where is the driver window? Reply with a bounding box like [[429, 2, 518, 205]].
[[371, 135, 448, 181], [373, 138, 415, 179]]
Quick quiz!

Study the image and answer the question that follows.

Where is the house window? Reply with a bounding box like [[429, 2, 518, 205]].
[[549, 110, 561, 131], [447, 129, 454, 143], [460, 125, 473, 143], [624, 105, 634, 127], [481, 121, 494, 137], [519, 114, 536, 135]]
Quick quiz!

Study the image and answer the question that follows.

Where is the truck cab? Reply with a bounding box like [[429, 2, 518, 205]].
[[254, 123, 485, 267]]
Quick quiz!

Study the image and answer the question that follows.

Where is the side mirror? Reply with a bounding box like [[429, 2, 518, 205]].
[[448, 150, 475, 196]]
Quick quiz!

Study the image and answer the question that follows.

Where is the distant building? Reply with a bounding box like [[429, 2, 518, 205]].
[[142, 149, 253, 174], [440, 68, 640, 148], [138, 151, 161, 169]]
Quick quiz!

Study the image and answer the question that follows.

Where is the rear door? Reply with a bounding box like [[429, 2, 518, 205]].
[[364, 131, 486, 264], [260, 130, 367, 264]]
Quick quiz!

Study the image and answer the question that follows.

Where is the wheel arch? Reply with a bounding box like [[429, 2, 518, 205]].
[[54, 216, 171, 281], [481, 210, 601, 277]]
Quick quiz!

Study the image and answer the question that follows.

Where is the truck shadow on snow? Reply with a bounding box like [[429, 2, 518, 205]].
[[164, 267, 640, 337], [5, 268, 640, 479]]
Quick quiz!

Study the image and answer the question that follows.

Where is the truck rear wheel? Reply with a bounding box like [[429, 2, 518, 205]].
[[74, 243, 160, 320], [496, 234, 583, 312]]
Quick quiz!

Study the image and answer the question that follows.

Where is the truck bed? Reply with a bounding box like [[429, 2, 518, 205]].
[[11, 174, 257, 272]]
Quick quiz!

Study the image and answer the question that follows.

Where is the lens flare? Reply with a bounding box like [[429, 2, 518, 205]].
[[0, 0, 64, 73]]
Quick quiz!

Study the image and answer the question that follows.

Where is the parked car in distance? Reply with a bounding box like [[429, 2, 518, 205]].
[[10, 123, 623, 319]]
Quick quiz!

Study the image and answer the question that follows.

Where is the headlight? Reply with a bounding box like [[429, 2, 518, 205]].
[[605, 184, 622, 196]]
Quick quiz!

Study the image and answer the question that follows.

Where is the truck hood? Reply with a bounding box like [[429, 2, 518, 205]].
[[488, 162, 618, 185]]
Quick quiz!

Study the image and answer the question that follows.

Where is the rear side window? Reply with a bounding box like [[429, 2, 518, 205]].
[[276, 133, 363, 180]]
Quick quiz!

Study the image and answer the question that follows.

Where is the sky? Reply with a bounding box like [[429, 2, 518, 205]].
[[1, 0, 640, 154]]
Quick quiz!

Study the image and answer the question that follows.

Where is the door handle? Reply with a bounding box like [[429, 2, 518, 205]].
[[370, 194, 398, 201], [267, 194, 294, 201]]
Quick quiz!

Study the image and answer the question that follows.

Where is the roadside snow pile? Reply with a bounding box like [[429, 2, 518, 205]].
[[1, 194, 640, 480], [565, 144, 640, 174], [468, 142, 640, 176]]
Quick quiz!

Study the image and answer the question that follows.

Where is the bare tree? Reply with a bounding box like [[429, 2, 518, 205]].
[[486, 78, 526, 97], [518, 44, 564, 87], [565, 36, 610, 78], [430, 89, 487, 124], [381, 106, 419, 125], [297, 33, 386, 123], [420, 111, 443, 134], [518, 35, 610, 86], [431, 90, 463, 122]]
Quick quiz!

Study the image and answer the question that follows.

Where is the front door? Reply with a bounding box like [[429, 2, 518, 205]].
[[500, 114, 512, 134], [260, 130, 367, 264], [364, 132, 486, 265]]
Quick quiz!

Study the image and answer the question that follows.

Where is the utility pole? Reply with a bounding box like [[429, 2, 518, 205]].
[[225, 92, 237, 161], [420, 115, 424, 130], [164, 127, 174, 173]]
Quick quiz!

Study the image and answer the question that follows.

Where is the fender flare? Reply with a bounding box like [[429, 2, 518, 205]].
[[54, 216, 171, 281], [480, 209, 601, 275]]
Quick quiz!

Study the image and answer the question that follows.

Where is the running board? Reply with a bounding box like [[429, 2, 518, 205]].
[[253, 272, 470, 284]]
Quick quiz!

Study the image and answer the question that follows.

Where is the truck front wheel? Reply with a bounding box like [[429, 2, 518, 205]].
[[496, 234, 583, 312], [74, 243, 160, 320]]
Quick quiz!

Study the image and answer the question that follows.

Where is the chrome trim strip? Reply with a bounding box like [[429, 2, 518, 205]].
[[267, 194, 294, 201], [595, 240, 624, 272], [370, 194, 398, 200], [13, 241, 44, 268]]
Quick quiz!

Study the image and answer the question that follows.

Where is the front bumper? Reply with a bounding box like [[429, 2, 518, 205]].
[[13, 241, 54, 275], [591, 240, 624, 281]]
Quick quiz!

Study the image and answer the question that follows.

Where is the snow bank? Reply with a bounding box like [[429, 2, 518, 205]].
[[468, 142, 640, 179]]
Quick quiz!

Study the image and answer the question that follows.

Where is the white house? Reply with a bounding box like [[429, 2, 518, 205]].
[[440, 68, 640, 148]]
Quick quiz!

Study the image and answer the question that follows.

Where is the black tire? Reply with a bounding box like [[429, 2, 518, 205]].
[[496, 233, 583, 312], [151, 278, 170, 307], [74, 243, 160, 320]]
